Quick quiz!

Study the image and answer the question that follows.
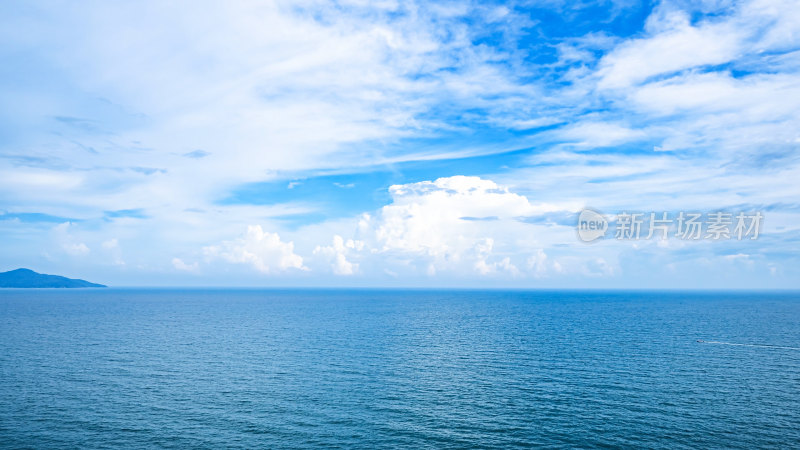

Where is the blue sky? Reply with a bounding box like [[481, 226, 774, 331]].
[[1, 0, 798, 287]]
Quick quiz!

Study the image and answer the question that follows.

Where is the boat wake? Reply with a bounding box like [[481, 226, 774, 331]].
[[696, 339, 800, 351]]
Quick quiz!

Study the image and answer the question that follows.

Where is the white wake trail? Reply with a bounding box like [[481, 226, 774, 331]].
[[696, 340, 800, 351]]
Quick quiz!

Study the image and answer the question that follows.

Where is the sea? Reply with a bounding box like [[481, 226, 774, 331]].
[[0, 289, 798, 448]]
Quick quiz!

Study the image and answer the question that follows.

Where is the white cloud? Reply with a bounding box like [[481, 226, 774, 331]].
[[350, 176, 567, 277], [172, 257, 198, 272], [527, 248, 549, 278], [596, 10, 742, 89], [630, 71, 800, 119], [313, 235, 362, 275], [571, 0, 800, 163], [556, 121, 647, 149], [0, 0, 536, 245], [204, 225, 306, 274], [62, 242, 90, 256], [52, 222, 91, 256]]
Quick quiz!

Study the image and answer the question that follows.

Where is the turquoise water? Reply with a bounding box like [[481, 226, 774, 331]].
[[1, 289, 799, 448]]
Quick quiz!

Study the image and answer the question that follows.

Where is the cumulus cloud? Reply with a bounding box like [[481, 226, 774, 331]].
[[349, 176, 567, 277], [204, 225, 306, 274], [527, 248, 550, 278], [313, 235, 362, 276], [192, 176, 572, 280]]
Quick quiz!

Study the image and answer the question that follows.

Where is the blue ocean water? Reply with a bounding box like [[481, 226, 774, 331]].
[[1, 289, 799, 448]]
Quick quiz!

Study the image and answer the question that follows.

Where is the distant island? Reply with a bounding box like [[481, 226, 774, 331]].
[[0, 268, 106, 288]]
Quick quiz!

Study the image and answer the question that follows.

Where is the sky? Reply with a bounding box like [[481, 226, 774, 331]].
[[1, 0, 798, 288]]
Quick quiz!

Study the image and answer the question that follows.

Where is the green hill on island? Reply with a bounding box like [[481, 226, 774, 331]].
[[0, 268, 106, 288]]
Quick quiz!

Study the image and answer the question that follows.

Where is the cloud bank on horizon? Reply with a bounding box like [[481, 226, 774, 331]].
[[0, 0, 798, 287]]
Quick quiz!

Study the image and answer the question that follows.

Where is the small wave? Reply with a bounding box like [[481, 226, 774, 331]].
[[696, 339, 800, 351]]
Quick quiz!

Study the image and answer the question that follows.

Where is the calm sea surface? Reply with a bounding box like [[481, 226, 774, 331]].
[[1, 289, 799, 448]]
